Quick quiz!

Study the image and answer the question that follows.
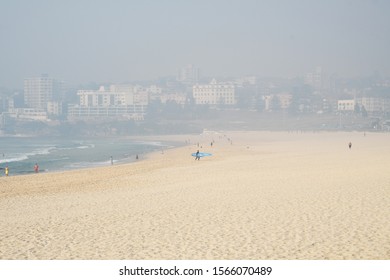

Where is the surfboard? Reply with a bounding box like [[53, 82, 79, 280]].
[[191, 152, 212, 157]]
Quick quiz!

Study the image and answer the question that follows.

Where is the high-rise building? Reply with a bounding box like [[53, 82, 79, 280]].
[[24, 74, 54, 109], [177, 64, 200, 85]]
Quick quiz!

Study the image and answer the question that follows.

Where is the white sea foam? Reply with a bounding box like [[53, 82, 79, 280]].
[[134, 141, 165, 147], [0, 147, 55, 164], [76, 144, 95, 149], [57, 143, 95, 150], [27, 147, 56, 156], [66, 159, 113, 169], [0, 155, 28, 164]]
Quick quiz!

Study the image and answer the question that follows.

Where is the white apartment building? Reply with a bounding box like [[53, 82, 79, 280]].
[[23, 75, 64, 117], [356, 97, 390, 115], [338, 97, 390, 115], [68, 85, 147, 119], [263, 94, 291, 111], [47, 101, 62, 116], [8, 108, 48, 121], [338, 99, 355, 112], [24, 75, 54, 110], [193, 79, 235, 106]]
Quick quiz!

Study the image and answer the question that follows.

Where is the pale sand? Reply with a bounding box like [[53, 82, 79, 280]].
[[0, 131, 389, 260]]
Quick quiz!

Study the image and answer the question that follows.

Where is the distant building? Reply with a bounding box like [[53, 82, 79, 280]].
[[338, 99, 355, 112], [23, 74, 65, 120], [177, 64, 199, 85], [304, 66, 323, 90], [8, 108, 48, 121], [356, 97, 390, 115], [24, 75, 53, 110], [263, 94, 291, 111], [47, 101, 63, 116], [0, 113, 5, 130], [192, 79, 235, 106], [158, 93, 187, 105], [24, 74, 64, 110], [263, 95, 272, 111], [147, 85, 163, 95], [276, 93, 292, 109], [147, 85, 186, 105], [0, 96, 10, 113], [68, 85, 147, 120]]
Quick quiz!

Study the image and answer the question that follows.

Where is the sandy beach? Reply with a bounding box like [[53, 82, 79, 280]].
[[0, 131, 389, 260]]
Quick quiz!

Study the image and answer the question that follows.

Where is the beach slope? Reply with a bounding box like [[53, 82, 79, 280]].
[[1, 131, 389, 259]]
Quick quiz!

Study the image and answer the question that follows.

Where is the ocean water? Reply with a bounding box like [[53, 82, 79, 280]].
[[0, 137, 174, 176]]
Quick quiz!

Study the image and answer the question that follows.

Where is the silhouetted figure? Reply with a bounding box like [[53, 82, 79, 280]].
[[195, 150, 200, 160], [348, 142, 352, 149]]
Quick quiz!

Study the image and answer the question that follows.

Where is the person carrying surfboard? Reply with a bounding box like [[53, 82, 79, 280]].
[[191, 151, 212, 159], [195, 150, 200, 160]]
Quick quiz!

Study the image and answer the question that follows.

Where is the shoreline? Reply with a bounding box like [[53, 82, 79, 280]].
[[1, 130, 390, 259], [0, 136, 186, 178]]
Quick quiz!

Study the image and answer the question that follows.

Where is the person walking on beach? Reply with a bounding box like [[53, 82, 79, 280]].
[[348, 142, 352, 149], [34, 163, 39, 173], [195, 150, 200, 160], [5, 166, 9, 176], [110, 156, 113, 165]]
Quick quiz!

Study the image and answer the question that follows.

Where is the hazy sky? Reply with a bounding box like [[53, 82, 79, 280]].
[[1, 0, 390, 88]]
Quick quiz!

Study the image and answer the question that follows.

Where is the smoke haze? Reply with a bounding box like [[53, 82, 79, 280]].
[[1, 0, 390, 87]]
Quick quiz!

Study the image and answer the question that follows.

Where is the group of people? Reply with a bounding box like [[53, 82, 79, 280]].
[[0, 163, 39, 177]]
